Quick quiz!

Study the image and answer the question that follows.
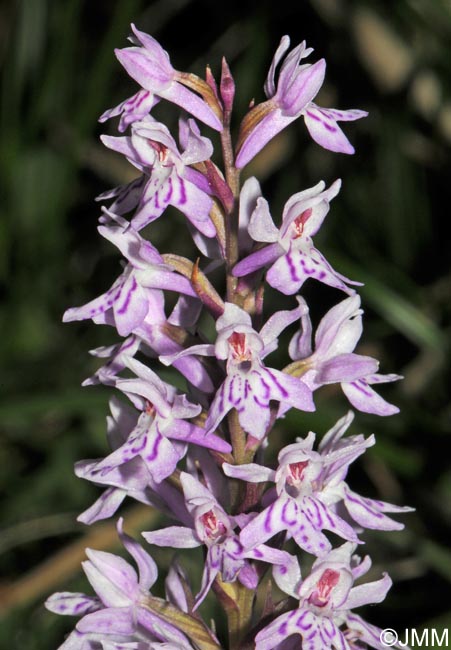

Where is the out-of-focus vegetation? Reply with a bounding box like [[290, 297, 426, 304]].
[[1, 0, 450, 647]]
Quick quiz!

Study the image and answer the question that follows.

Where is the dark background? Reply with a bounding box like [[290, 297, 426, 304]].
[[1, 0, 450, 648]]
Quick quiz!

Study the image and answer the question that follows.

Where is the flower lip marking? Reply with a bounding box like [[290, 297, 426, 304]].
[[308, 568, 340, 608], [291, 208, 312, 238], [228, 331, 252, 362], [145, 401, 156, 417], [287, 460, 309, 485], [200, 509, 227, 541], [148, 140, 171, 164]]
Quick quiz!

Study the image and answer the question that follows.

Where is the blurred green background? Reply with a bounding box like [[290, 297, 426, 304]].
[[1, 0, 450, 648]]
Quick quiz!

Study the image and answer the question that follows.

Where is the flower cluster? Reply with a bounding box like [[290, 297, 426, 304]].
[[48, 28, 410, 650]]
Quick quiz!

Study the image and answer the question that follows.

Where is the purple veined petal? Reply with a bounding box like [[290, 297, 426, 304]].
[[165, 419, 232, 453], [255, 609, 317, 650], [266, 250, 305, 294], [142, 430, 182, 483], [99, 638, 145, 650], [317, 106, 369, 122], [93, 416, 152, 471], [318, 411, 354, 454], [237, 562, 259, 589], [123, 356, 168, 392], [248, 546, 301, 597], [233, 242, 282, 277], [203, 381, 234, 435], [248, 196, 279, 243], [130, 24, 171, 65], [130, 168, 172, 231], [115, 377, 171, 417], [62, 273, 125, 326], [291, 511, 332, 556], [97, 177, 144, 217], [303, 104, 362, 154], [115, 47, 172, 92], [180, 469, 224, 512], [235, 108, 296, 169], [143, 526, 200, 549], [82, 550, 139, 607], [100, 134, 146, 173], [45, 592, 101, 617], [350, 553, 372, 581], [236, 383, 273, 439], [260, 301, 305, 348], [343, 572, 392, 610], [77, 487, 127, 525], [267, 244, 357, 296], [173, 355, 215, 394], [113, 271, 149, 336], [137, 268, 196, 297], [269, 369, 315, 413], [184, 165, 212, 196], [264, 35, 291, 97], [288, 297, 313, 360], [365, 372, 404, 385], [216, 301, 253, 330], [161, 81, 223, 131], [314, 294, 362, 356], [302, 496, 361, 544], [165, 560, 190, 613], [76, 607, 135, 635], [255, 612, 294, 650], [240, 497, 297, 549], [222, 462, 275, 483], [272, 561, 302, 599], [341, 378, 400, 416], [188, 223, 222, 259], [99, 90, 159, 132], [172, 393, 204, 420], [180, 118, 214, 165], [193, 546, 221, 609], [174, 176, 216, 237], [345, 612, 390, 650], [117, 518, 158, 592], [321, 619, 349, 650], [159, 343, 215, 367], [316, 353, 379, 385], [322, 435, 375, 488], [281, 59, 326, 115], [275, 41, 314, 97], [239, 176, 263, 253], [168, 294, 202, 327], [98, 219, 162, 267], [83, 335, 142, 388], [343, 487, 410, 531]]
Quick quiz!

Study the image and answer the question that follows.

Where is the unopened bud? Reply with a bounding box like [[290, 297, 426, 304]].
[[220, 57, 235, 117]]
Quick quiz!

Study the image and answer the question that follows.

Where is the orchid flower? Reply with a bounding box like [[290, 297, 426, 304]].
[[101, 24, 222, 131], [45, 519, 191, 649], [236, 36, 367, 168], [288, 294, 402, 416], [160, 301, 315, 439], [233, 178, 360, 295], [143, 472, 301, 608], [224, 412, 412, 555], [63, 214, 197, 337], [100, 118, 216, 236], [255, 542, 393, 650]]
